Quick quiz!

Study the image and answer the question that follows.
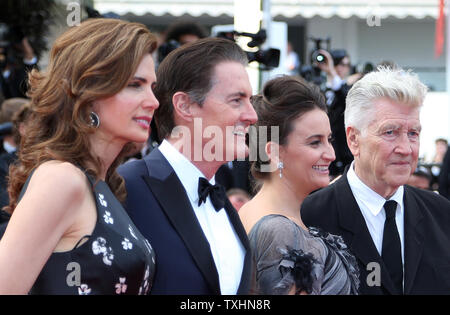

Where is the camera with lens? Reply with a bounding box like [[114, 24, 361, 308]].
[[246, 48, 280, 68], [311, 50, 326, 64], [216, 29, 280, 70], [299, 37, 331, 91], [158, 28, 280, 70], [309, 37, 330, 66]]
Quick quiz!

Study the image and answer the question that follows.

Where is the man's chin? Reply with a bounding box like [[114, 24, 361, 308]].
[[388, 174, 411, 188]]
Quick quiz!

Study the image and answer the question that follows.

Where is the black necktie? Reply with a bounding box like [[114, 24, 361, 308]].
[[197, 177, 226, 211], [382, 200, 403, 294]]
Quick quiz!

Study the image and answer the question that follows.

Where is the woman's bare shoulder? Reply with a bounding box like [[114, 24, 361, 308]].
[[32, 161, 87, 190], [24, 161, 90, 213], [239, 199, 273, 234]]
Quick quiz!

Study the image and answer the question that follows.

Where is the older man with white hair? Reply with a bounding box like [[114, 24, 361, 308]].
[[301, 67, 450, 295]]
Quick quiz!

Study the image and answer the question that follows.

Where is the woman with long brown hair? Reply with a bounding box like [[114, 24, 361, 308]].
[[0, 18, 159, 294]]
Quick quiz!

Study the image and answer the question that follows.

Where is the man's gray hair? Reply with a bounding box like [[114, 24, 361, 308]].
[[345, 66, 428, 133]]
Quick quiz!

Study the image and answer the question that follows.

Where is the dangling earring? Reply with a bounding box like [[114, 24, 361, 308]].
[[90, 112, 100, 128], [278, 161, 284, 179]]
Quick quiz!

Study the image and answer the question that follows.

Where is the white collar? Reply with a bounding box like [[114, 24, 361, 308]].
[[347, 162, 404, 216], [159, 139, 215, 205]]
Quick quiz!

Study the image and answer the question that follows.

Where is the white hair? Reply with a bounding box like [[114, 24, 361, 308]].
[[345, 66, 428, 133]]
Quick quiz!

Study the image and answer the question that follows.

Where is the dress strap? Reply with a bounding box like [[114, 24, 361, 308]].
[[72, 235, 91, 251], [72, 164, 97, 187], [18, 169, 36, 202]]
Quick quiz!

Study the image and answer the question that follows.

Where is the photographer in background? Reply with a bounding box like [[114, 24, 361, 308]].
[[315, 49, 360, 177], [0, 0, 53, 99], [0, 36, 38, 99], [0, 98, 30, 233], [158, 20, 208, 64], [407, 165, 433, 191], [165, 20, 207, 45], [430, 138, 448, 188], [0, 98, 30, 210]]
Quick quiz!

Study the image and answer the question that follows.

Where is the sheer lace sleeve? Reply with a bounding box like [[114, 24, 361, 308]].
[[248, 215, 326, 295]]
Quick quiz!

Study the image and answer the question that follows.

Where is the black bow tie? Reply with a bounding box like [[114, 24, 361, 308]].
[[197, 177, 226, 211]]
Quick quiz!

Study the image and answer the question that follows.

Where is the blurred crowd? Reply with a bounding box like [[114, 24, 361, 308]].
[[3, 18, 448, 210]]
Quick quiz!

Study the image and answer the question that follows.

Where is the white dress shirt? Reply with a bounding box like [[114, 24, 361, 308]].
[[158, 140, 245, 294], [347, 162, 405, 271]]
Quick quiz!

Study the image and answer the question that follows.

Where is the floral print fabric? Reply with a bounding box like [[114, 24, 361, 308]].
[[28, 174, 155, 295]]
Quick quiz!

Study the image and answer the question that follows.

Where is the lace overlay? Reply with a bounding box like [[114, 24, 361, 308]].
[[248, 214, 359, 295]]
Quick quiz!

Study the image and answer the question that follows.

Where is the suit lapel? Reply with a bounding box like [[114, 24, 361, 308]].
[[335, 173, 398, 294], [224, 199, 250, 252], [223, 199, 252, 294], [403, 186, 425, 294], [142, 149, 221, 294]]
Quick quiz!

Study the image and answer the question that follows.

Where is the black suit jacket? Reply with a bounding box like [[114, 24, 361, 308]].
[[301, 172, 450, 295], [118, 148, 252, 295], [438, 145, 450, 199]]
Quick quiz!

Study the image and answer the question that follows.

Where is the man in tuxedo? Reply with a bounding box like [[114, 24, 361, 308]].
[[118, 38, 257, 294], [301, 67, 450, 295]]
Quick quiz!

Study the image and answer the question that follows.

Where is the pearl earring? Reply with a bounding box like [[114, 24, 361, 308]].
[[278, 161, 284, 178]]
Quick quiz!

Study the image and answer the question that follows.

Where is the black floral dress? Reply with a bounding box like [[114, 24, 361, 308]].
[[26, 171, 155, 295]]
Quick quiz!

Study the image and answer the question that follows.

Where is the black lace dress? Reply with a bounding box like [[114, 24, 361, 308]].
[[249, 214, 359, 295], [24, 171, 155, 295]]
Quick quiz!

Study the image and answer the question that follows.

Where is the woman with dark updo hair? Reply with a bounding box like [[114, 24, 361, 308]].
[[239, 75, 359, 295]]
